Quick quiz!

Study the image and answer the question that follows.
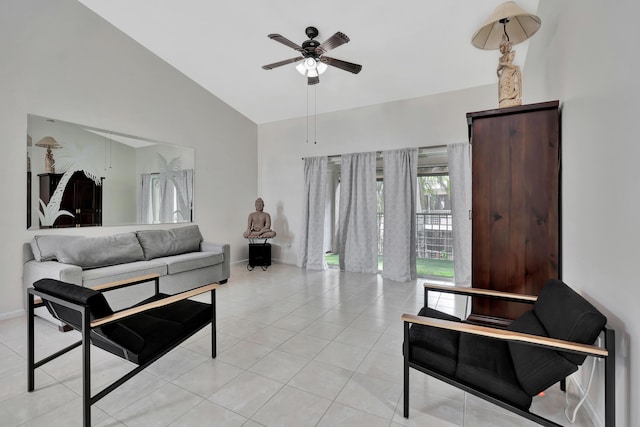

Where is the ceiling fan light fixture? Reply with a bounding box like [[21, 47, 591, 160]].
[[296, 58, 327, 77]]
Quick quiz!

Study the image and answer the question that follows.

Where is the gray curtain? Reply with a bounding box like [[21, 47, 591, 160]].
[[298, 156, 328, 270], [447, 143, 472, 287], [382, 148, 418, 282], [137, 173, 152, 224], [338, 152, 378, 273]]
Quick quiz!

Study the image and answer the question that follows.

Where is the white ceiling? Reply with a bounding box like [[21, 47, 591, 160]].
[[78, 0, 539, 125]]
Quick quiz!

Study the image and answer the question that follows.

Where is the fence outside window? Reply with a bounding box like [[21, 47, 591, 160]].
[[377, 212, 453, 260]]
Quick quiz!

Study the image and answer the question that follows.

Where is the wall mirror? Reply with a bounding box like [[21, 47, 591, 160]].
[[27, 114, 195, 230]]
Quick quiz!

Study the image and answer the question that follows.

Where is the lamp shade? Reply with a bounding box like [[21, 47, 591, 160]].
[[296, 58, 328, 78], [471, 1, 541, 50], [35, 136, 61, 149]]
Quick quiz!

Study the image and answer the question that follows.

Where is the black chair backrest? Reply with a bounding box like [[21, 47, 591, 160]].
[[533, 279, 607, 364], [33, 279, 113, 330]]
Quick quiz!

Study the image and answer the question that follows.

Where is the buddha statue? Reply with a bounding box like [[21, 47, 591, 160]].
[[243, 198, 276, 238]]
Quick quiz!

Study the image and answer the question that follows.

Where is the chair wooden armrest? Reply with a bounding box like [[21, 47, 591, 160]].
[[91, 283, 218, 328], [402, 313, 608, 358], [91, 273, 161, 293], [423, 282, 538, 307]]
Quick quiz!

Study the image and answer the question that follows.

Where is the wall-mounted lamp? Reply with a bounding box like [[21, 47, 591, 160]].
[[471, 1, 541, 108], [35, 136, 62, 173]]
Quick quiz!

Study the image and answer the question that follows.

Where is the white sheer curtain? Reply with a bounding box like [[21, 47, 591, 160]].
[[137, 173, 153, 224], [298, 156, 328, 270], [174, 169, 194, 222], [338, 152, 378, 273], [159, 178, 175, 223], [382, 148, 418, 282], [447, 143, 472, 287]]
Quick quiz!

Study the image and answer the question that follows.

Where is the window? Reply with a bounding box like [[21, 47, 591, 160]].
[[324, 148, 454, 279]]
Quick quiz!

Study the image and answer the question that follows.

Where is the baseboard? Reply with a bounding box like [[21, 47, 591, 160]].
[[0, 309, 25, 321]]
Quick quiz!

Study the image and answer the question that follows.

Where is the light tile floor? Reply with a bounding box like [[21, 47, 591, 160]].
[[0, 263, 597, 426]]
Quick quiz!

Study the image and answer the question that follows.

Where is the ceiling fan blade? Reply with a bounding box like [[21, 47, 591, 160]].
[[322, 57, 362, 74], [267, 34, 303, 51], [262, 57, 303, 70], [316, 32, 350, 55], [308, 76, 319, 85]]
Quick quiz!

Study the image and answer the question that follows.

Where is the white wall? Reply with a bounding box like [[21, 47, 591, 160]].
[[258, 85, 495, 264], [524, 2, 639, 425], [259, 2, 639, 423], [0, 0, 257, 318]]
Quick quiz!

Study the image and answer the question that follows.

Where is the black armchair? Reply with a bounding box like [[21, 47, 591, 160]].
[[27, 274, 218, 427], [402, 279, 615, 427]]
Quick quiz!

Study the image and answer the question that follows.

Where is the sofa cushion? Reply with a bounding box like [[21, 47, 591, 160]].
[[159, 251, 224, 275], [31, 235, 82, 261], [54, 233, 145, 269], [507, 310, 578, 395], [534, 279, 607, 365], [136, 225, 203, 260], [82, 260, 167, 288], [408, 307, 461, 376]]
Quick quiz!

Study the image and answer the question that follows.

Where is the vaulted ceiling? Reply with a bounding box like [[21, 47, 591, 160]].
[[78, 0, 539, 124]]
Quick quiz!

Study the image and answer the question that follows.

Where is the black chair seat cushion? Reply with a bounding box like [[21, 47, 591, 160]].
[[534, 280, 607, 365], [507, 310, 578, 395], [408, 307, 461, 376], [455, 334, 532, 409], [95, 293, 213, 365], [140, 293, 213, 333], [95, 314, 185, 365]]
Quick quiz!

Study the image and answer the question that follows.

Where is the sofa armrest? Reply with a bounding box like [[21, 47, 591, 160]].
[[201, 241, 230, 280], [23, 260, 83, 289], [201, 241, 228, 253]]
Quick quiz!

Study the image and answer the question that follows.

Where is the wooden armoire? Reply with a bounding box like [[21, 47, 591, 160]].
[[39, 171, 103, 228], [467, 101, 560, 324]]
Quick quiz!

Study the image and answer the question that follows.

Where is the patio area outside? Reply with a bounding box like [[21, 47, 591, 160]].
[[325, 212, 454, 280]]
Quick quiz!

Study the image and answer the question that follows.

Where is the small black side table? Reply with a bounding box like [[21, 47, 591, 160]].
[[247, 238, 271, 271]]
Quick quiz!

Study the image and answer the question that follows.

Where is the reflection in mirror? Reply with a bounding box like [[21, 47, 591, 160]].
[[27, 114, 195, 230]]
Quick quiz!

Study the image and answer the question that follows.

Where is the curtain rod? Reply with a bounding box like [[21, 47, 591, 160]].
[[301, 144, 448, 161]]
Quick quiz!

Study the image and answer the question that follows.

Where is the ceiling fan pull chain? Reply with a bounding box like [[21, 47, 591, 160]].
[[314, 85, 317, 144], [306, 84, 309, 143]]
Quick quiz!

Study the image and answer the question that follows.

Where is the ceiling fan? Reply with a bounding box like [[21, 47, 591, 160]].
[[262, 26, 362, 85]]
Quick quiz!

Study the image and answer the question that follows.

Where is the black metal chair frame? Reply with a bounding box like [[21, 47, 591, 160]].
[[402, 283, 615, 427], [27, 274, 218, 427]]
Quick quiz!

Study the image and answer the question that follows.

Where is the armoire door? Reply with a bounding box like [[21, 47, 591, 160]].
[[467, 101, 560, 323]]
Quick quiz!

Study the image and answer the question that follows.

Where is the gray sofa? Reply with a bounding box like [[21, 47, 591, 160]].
[[23, 225, 229, 328]]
